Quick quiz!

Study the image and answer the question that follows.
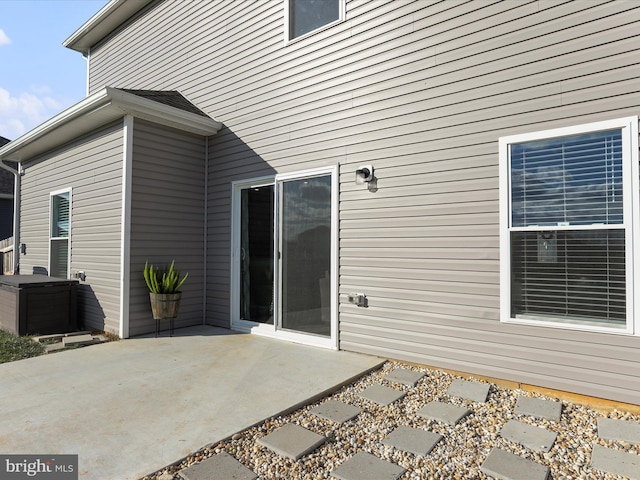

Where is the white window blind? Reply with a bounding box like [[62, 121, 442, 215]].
[[511, 130, 623, 227], [509, 129, 626, 326], [50, 191, 70, 279]]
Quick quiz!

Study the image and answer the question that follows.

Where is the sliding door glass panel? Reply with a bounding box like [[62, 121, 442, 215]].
[[239, 185, 274, 324], [279, 175, 331, 336]]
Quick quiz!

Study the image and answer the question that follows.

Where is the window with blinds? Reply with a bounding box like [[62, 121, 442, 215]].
[[50, 190, 70, 279], [500, 118, 638, 333]]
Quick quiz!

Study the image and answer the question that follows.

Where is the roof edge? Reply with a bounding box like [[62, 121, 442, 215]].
[[64, 0, 154, 54], [0, 88, 222, 162], [0, 88, 113, 161]]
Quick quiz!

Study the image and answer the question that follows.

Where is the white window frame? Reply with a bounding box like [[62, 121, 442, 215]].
[[49, 188, 72, 279], [284, 0, 345, 43], [499, 116, 639, 335]]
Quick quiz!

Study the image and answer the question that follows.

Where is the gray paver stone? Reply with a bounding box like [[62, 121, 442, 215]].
[[591, 444, 640, 480], [382, 425, 443, 456], [179, 452, 257, 480], [515, 396, 562, 421], [310, 400, 362, 424], [257, 423, 325, 460], [480, 447, 550, 480], [44, 342, 66, 353], [447, 378, 491, 403], [62, 334, 97, 347], [500, 419, 557, 453], [417, 401, 472, 426], [358, 384, 406, 406], [384, 368, 426, 387], [598, 417, 640, 444], [331, 451, 406, 480]]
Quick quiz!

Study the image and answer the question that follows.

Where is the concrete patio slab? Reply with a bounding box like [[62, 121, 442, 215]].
[[515, 396, 562, 421], [358, 384, 406, 406], [500, 419, 557, 453], [597, 417, 640, 444], [179, 452, 257, 480], [382, 425, 443, 456], [257, 423, 326, 460], [383, 368, 425, 387], [480, 447, 550, 480], [447, 378, 490, 403], [0, 326, 383, 480], [310, 400, 362, 424], [591, 444, 640, 479], [417, 401, 472, 426], [331, 451, 406, 480]]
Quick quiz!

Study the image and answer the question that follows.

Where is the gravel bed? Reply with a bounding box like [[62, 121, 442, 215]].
[[142, 360, 639, 480]]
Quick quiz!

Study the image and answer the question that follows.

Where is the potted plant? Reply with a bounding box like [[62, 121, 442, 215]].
[[143, 260, 188, 336]]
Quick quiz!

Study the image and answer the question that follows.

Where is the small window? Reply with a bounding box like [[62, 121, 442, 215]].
[[287, 0, 342, 40], [499, 117, 639, 334], [50, 189, 71, 278]]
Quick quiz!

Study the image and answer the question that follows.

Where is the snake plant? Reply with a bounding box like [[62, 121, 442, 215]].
[[143, 260, 188, 294]]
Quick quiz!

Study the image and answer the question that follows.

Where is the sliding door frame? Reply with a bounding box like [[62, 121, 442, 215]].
[[230, 165, 338, 349]]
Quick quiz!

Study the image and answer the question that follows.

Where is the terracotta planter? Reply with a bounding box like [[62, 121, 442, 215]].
[[149, 292, 181, 320]]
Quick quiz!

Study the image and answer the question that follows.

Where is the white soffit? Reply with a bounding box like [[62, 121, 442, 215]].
[[0, 87, 222, 162], [64, 0, 155, 54]]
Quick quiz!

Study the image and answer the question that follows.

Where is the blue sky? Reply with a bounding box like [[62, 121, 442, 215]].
[[0, 0, 105, 141]]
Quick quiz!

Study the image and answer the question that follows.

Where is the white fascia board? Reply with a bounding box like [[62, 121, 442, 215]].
[[64, 0, 154, 54]]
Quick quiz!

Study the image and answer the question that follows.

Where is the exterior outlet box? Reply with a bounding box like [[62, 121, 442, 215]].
[[348, 293, 367, 307]]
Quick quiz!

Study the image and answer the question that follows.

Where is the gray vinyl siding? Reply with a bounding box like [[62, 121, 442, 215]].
[[128, 119, 206, 336], [19, 124, 123, 334], [86, 0, 640, 403]]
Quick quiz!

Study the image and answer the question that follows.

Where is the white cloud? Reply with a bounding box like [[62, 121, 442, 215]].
[[0, 29, 11, 46], [0, 86, 66, 140]]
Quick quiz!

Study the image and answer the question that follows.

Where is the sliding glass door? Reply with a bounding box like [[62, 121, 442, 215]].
[[231, 167, 336, 347], [278, 175, 332, 336]]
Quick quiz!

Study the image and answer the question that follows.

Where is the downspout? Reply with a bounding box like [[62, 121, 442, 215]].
[[0, 160, 20, 274], [202, 137, 208, 324]]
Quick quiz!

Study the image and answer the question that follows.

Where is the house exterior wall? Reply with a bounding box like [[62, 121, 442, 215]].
[[128, 119, 207, 337], [86, 0, 640, 403], [19, 123, 124, 333]]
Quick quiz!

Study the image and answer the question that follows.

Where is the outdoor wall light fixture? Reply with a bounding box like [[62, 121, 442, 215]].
[[355, 165, 374, 185]]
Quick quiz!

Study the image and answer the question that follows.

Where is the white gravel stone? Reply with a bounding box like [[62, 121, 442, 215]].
[[140, 361, 640, 480]]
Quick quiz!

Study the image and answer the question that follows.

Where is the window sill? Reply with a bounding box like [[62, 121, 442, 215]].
[[502, 315, 632, 336]]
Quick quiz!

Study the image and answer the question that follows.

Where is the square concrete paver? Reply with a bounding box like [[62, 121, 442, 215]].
[[417, 401, 472, 426], [179, 452, 257, 480], [515, 396, 562, 421], [382, 425, 443, 456], [480, 447, 550, 480], [359, 384, 406, 406], [310, 400, 362, 424], [591, 444, 640, 479], [597, 417, 640, 444], [384, 368, 426, 387], [331, 451, 406, 480], [257, 423, 326, 460], [500, 419, 557, 453], [447, 378, 490, 403]]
